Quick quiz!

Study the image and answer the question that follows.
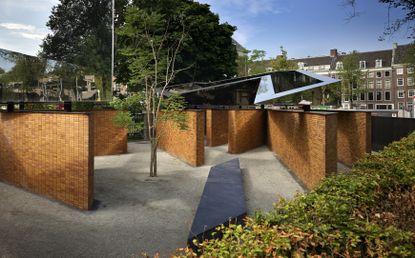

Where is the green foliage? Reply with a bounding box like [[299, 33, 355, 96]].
[[177, 132, 415, 257], [116, 0, 238, 84], [110, 93, 145, 133], [159, 94, 188, 130], [339, 51, 365, 108], [271, 46, 298, 71]]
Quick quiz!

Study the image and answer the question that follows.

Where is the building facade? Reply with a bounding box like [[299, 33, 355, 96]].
[[286, 43, 414, 117]]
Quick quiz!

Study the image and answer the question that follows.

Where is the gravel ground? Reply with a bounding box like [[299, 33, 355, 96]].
[[0, 142, 304, 257]]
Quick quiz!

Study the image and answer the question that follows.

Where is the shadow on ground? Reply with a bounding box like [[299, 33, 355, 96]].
[[0, 142, 303, 257]]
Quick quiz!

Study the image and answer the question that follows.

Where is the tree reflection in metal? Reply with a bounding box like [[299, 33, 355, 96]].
[[166, 70, 339, 106]]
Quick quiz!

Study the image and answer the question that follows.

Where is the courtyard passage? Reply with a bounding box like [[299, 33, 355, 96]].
[[0, 142, 304, 257]]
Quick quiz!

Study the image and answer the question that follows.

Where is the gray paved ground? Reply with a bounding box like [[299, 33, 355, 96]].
[[0, 142, 303, 257]]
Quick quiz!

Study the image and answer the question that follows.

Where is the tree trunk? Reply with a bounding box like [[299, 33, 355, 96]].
[[149, 116, 158, 177]]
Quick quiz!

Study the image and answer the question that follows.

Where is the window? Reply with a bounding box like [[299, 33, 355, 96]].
[[408, 67, 414, 74], [375, 59, 383, 68], [385, 91, 391, 101], [376, 91, 382, 101], [336, 61, 343, 70], [376, 80, 382, 89], [352, 82, 358, 89], [397, 68, 404, 75], [385, 71, 391, 77], [398, 90, 405, 98], [376, 104, 393, 110], [399, 102, 405, 110], [397, 78, 404, 86], [408, 77, 414, 86], [385, 79, 391, 89], [343, 94, 350, 102], [409, 89, 415, 97], [359, 61, 366, 69], [368, 72, 375, 78], [360, 92, 366, 101], [368, 80, 374, 89], [352, 94, 358, 101], [368, 92, 374, 101], [408, 103, 414, 111], [376, 71, 382, 78]]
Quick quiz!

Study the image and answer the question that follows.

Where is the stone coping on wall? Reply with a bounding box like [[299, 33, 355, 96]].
[[0, 110, 90, 115]]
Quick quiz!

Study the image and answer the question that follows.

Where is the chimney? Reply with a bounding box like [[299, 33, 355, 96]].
[[330, 49, 338, 57], [392, 43, 398, 65]]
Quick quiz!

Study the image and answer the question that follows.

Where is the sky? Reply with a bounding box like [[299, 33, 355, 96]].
[[0, 0, 412, 59]]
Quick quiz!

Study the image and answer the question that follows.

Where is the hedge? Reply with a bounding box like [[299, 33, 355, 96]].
[[176, 132, 415, 257]]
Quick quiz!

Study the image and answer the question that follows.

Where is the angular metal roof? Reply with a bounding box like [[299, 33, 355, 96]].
[[166, 70, 339, 106]]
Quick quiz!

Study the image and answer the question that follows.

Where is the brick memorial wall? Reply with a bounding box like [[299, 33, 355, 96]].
[[158, 110, 205, 167], [206, 109, 229, 147], [267, 110, 337, 189], [92, 110, 128, 156], [228, 109, 266, 154], [0, 112, 94, 210], [336, 111, 371, 166]]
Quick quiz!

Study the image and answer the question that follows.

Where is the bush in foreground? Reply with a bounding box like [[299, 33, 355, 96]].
[[176, 132, 415, 257]]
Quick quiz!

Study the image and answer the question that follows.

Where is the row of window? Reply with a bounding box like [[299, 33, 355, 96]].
[[362, 103, 413, 111], [366, 77, 414, 88], [359, 59, 384, 69], [345, 89, 415, 102]]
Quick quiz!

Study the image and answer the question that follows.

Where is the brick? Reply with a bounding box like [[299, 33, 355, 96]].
[[158, 111, 205, 167], [206, 109, 229, 147], [0, 112, 93, 210], [228, 110, 266, 154], [92, 110, 128, 156], [267, 110, 337, 190]]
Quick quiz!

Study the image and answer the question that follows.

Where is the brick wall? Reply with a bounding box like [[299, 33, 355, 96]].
[[267, 110, 337, 190], [0, 111, 94, 210], [228, 109, 266, 154], [158, 110, 205, 166], [206, 109, 228, 147], [337, 111, 371, 166], [92, 110, 128, 156]]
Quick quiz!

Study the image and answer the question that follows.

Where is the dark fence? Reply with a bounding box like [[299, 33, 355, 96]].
[[372, 116, 415, 151]]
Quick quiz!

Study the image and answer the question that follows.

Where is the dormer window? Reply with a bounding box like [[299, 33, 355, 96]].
[[359, 60, 366, 69], [375, 59, 383, 68], [336, 61, 343, 70]]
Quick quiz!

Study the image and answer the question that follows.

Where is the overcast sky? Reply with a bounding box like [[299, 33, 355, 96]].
[[0, 0, 412, 58]]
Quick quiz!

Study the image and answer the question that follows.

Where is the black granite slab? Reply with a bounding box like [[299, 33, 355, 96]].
[[187, 158, 247, 251]]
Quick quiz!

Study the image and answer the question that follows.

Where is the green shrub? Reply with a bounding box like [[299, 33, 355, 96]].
[[176, 132, 415, 257]]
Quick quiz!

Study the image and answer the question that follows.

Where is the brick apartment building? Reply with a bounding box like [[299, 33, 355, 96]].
[[287, 43, 415, 117]]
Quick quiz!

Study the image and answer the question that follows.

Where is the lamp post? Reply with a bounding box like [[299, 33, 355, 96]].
[[111, 0, 115, 97]]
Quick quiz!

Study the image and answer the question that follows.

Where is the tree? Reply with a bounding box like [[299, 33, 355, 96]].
[[339, 51, 365, 109], [0, 67, 4, 75], [117, 6, 188, 177], [345, 0, 415, 39], [272, 46, 298, 71], [116, 0, 238, 84], [236, 49, 250, 76], [248, 49, 267, 75], [41, 0, 128, 100]]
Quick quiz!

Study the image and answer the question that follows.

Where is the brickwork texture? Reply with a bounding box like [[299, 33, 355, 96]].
[[158, 110, 205, 166], [228, 109, 266, 154], [92, 110, 128, 156], [336, 111, 372, 166], [0, 112, 94, 210], [267, 111, 337, 190], [206, 109, 229, 147]]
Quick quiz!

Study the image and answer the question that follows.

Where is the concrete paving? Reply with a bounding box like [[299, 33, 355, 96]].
[[0, 142, 304, 257]]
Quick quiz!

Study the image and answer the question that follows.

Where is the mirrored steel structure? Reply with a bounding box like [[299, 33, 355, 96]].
[[166, 70, 339, 106]]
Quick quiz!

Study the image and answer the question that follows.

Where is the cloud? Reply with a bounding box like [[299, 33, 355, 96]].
[[11, 31, 46, 40], [0, 22, 47, 41], [0, 22, 36, 31]]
